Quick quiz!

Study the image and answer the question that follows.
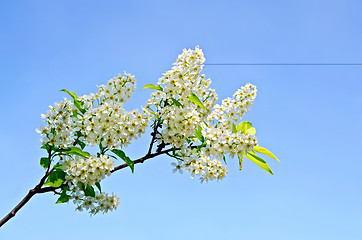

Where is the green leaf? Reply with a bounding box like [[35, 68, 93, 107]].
[[238, 152, 244, 170], [56, 191, 70, 204], [245, 127, 256, 135], [60, 89, 78, 101], [236, 121, 252, 133], [223, 155, 227, 164], [196, 144, 205, 152], [61, 185, 70, 192], [141, 84, 163, 91], [60, 89, 86, 114], [74, 101, 86, 114], [71, 109, 79, 118], [66, 147, 91, 158], [232, 123, 237, 133], [95, 182, 102, 192], [40, 157, 50, 170], [170, 98, 183, 108], [107, 154, 118, 160], [50, 128, 56, 136], [41, 144, 51, 151], [84, 185, 95, 197], [187, 93, 206, 110], [75, 139, 86, 150], [111, 149, 134, 173], [77, 182, 85, 191], [53, 164, 63, 170], [245, 152, 273, 175], [195, 125, 204, 142], [253, 146, 280, 162], [44, 170, 66, 187]]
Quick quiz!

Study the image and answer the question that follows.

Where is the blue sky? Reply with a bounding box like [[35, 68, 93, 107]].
[[1, 0, 361, 239]]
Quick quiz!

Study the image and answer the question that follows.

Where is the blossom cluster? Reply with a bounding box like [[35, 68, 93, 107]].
[[75, 73, 151, 149], [200, 84, 258, 160], [37, 73, 150, 151], [211, 83, 257, 124], [152, 48, 260, 182], [68, 186, 120, 215], [37, 73, 150, 215], [203, 129, 257, 159], [36, 99, 75, 148], [81, 72, 136, 109], [143, 47, 259, 182], [62, 155, 114, 186], [171, 149, 228, 183], [146, 47, 218, 148], [34, 46, 267, 216]]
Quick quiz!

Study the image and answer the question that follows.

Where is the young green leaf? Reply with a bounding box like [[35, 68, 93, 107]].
[[60, 89, 78, 101], [73, 101, 86, 114], [44, 170, 66, 187], [60, 89, 86, 114], [53, 164, 63, 170], [187, 93, 206, 110], [245, 152, 273, 175], [232, 123, 237, 133], [141, 84, 163, 91], [245, 127, 256, 135], [56, 191, 70, 204], [84, 185, 95, 197], [107, 154, 118, 160], [75, 139, 86, 150], [195, 125, 204, 142], [66, 147, 91, 158], [61, 185, 70, 192], [95, 182, 102, 192], [170, 98, 183, 108], [111, 149, 134, 173], [71, 109, 79, 118], [40, 157, 50, 170], [253, 146, 280, 162], [236, 121, 252, 133], [77, 182, 86, 191], [41, 144, 51, 151]]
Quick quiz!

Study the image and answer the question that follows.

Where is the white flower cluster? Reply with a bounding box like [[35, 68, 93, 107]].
[[74, 73, 150, 149], [37, 72, 150, 151], [69, 186, 120, 215], [203, 128, 257, 159], [36, 99, 75, 148], [210, 83, 257, 124], [62, 155, 114, 186], [147, 47, 218, 148], [151, 48, 258, 182], [171, 149, 228, 183], [200, 84, 258, 160], [81, 72, 136, 109]]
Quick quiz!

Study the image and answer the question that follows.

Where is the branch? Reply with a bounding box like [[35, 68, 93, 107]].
[[111, 147, 175, 173], [111, 144, 199, 173], [0, 189, 36, 228], [147, 120, 159, 155], [0, 166, 58, 228]]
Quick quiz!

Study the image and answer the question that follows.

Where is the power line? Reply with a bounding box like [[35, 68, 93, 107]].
[[204, 63, 361, 66]]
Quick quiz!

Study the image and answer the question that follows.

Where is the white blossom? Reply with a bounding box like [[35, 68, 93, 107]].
[[62, 155, 114, 186], [68, 186, 120, 215], [146, 46, 218, 148]]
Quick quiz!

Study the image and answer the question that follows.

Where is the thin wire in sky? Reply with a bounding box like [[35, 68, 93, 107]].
[[204, 63, 361, 66]]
